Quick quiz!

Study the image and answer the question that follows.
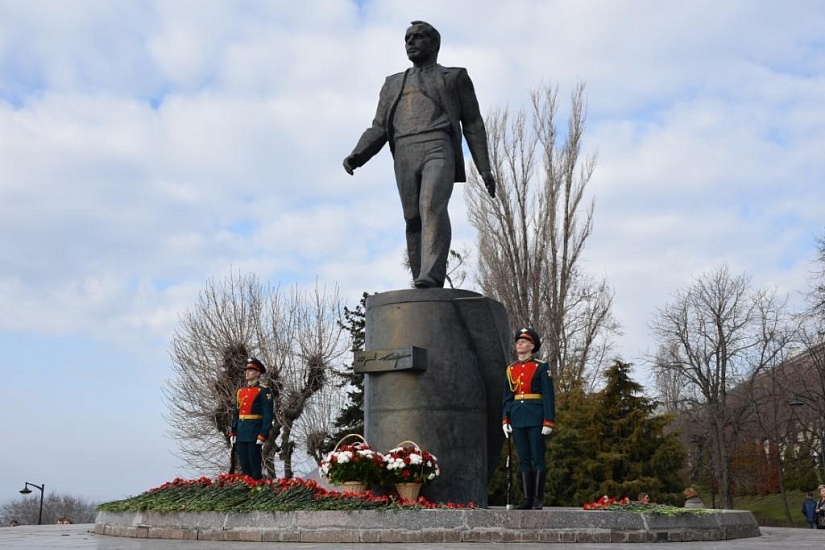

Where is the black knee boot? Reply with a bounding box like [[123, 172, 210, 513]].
[[516, 471, 534, 510], [532, 470, 546, 509]]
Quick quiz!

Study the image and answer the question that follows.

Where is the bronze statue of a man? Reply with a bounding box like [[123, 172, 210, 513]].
[[344, 20, 496, 288]]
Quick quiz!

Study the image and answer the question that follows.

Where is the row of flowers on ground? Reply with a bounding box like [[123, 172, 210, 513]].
[[97, 475, 704, 515], [582, 495, 712, 516], [318, 438, 439, 487], [96, 474, 473, 513]]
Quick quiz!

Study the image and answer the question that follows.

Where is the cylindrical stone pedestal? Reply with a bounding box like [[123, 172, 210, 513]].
[[363, 288, 509, 506]]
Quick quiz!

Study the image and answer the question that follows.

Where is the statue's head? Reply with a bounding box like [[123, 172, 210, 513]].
[[405, 20, 440, 64]]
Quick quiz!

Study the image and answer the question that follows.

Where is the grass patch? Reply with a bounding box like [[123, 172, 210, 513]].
[[692, 489, 809, 527], [731, 490, 808, 527]]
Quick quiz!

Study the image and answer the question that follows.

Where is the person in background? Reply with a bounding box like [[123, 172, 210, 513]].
[[637, 492, 650, 504], [683, 488, 706, 509], [816, 484, 825, 529], [229, 357, 274, 479], [802, 491, 817, 529], [8, 520, 19, 527], [502, 327, 555, 510]]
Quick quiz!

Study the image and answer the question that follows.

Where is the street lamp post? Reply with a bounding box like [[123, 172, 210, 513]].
[[19, 482, 45, 525], [789, 394, 825, 483]]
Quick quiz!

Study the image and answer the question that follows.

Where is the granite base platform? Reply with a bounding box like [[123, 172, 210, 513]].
[[94, 507, 761, 544]]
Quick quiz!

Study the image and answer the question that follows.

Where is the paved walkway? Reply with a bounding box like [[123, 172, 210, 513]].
[[0, 524, 824, 549]]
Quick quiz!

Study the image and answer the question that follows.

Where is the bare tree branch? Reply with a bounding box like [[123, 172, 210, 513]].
[[649, 265, 796, 508], [163, 271, 347, 478], [465, 84, 619, 388]]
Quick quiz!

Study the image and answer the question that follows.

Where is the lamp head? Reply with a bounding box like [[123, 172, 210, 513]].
[[19, 487, 31, 495]]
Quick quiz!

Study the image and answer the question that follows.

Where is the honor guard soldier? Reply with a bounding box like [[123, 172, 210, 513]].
[[229, 357, 274, 479], [501, 327, 555, 509]]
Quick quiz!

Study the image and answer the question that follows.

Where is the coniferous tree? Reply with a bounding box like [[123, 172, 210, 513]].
[[784, 446, 820, 492], [324, 292, 368, 451], [560, 361, 686, 504], [545, 384, 595, 505]]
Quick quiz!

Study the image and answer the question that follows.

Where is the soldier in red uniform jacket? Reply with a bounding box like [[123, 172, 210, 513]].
[[229, 357, 274, 479], [502, 328, 555, 509]]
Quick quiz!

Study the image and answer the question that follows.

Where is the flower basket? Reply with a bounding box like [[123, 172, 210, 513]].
[[339, 481, 368, 494], [383, 440, 440, 486], [319, 434, 384, 490], [395, 482, 422, 501]]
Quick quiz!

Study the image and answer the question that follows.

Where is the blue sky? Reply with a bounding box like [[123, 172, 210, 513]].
[[2, 0, 825, 504]]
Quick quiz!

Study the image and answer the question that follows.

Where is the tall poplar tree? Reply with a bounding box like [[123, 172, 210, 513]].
[[465, 84, 619, 389]]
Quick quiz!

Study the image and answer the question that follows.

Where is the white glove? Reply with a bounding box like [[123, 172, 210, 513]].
[[256, 439, 264, 446], [230, 436, 236, 445], [502, 423, 512, 438], [541, 426, 553, 436]]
